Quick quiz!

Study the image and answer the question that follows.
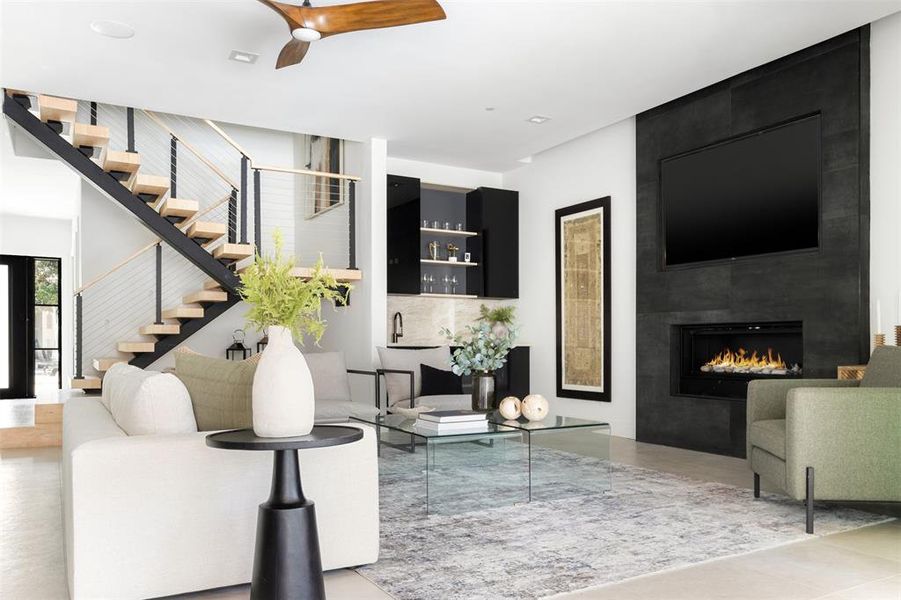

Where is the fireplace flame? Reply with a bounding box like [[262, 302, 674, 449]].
[[704, 347, 787, 370]]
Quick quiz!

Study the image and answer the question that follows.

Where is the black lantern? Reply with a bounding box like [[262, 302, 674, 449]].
[[257, 331, 269, 354], [227, 329, 250, 361]]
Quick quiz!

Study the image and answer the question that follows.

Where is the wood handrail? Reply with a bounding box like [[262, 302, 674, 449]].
[[178, 194, 232, 231], [253, 164, 361, 182], [75, 241, 158, 295], [144, 110, 240, 190], [203, 119, 361, 182], [203, 119, 254, 159], [75, 194, 233, 296]]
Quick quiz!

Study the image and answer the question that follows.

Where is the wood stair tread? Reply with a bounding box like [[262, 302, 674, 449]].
[[290, 267, 363, 282], [71, 376, 102, 390], [38, 95, 76, 123], [92, 358, 126, 372], [187, 221, 227, 244], [118, 341, 155, 353], [183, 290, 228, 304], [103, 151, 141, 180], [213, 243, 254, 261], [158, 197, 198, 219], [203, 278, 223, 290], [72, 123, 110, 148], [139, 323, 181, 336], [131, 174, 170, 201], [162, 306, 205, 319]]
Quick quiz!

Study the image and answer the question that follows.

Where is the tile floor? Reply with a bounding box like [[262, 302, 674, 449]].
[[0, 437, 897, 600]]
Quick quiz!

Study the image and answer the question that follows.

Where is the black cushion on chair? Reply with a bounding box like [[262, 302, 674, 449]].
[[419, 364, 463, 396]]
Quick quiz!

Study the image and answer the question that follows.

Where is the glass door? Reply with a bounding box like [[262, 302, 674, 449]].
[[33, 258, 61, 398], [0, 255, 31, 398], [0, 255, 61, 399]]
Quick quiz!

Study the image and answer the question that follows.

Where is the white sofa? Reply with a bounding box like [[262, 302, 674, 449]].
[[62, 396, 379, 600]]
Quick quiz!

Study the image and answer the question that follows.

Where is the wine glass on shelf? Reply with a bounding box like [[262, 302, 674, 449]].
[[422, 274, 429, 293], [442, 275, 450, 294], [451, 275, 458, 295], [427, 274, 435, 294]]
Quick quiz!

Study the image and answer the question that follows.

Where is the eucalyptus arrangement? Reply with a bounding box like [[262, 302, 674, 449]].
[[441, 305, 517, 411], [238, 229, 350, 438], [441, 317, 518, 375]]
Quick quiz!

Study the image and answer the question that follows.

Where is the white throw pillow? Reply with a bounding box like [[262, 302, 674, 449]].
[[303, 351, 353, 403], [376, 346, 451, 406], [105, 363, 197, 436]]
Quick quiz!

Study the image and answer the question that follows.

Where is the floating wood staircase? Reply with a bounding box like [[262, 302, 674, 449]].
[[2, 90, 251, 385], [3, 91, 246, 289], [4, 89, 360, 392]]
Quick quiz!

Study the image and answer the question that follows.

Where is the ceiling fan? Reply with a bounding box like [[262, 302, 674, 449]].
[[258, 0, 446, 69]]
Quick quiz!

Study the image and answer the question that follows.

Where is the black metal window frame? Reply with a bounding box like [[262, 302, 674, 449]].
[[32, 256, 63, 391]]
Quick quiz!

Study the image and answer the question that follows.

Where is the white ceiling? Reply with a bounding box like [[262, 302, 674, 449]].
[[1, 0, 899, 172]]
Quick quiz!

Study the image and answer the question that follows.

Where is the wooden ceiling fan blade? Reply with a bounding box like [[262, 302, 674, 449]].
[[276, 39, 311, 69], [300, 0, 446, 37], [257, 0, 304, 28]]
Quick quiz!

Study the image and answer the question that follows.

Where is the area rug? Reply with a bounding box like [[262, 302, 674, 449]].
[[355, 444, 892, 600]]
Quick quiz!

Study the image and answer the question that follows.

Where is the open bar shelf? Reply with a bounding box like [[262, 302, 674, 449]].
[[420, 259, 478, 267], [420, 227, 478, 237]]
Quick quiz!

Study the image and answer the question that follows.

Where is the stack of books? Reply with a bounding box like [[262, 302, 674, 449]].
[[414, 410, 490, 433]]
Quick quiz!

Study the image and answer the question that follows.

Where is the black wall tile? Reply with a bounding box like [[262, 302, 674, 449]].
[[635, 28, 869, 457]]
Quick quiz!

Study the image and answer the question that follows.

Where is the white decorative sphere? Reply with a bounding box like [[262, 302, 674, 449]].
[[498, 396, 521, 420], [521, 394, 549, 422]]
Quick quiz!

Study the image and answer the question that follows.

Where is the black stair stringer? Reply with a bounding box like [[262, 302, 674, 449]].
[[129, 294, 241, 369], [2, 93, 241, 293]]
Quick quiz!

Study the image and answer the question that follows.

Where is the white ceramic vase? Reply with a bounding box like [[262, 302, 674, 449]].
[[251, 325, 315, 438]]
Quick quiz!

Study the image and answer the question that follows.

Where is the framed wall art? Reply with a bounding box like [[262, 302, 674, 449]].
[[555, 197, 612, 402]]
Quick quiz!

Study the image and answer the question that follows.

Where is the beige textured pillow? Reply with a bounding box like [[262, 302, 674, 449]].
[[174, 348, 260, 431]]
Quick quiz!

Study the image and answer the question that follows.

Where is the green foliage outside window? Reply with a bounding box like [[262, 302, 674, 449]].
[[35, 260, 59, 305]]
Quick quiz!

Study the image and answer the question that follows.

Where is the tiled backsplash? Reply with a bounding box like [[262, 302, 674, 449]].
[[387, 296, 519, 346]]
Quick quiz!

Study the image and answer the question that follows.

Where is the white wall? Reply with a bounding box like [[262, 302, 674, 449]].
[[0, 214, 76, 399], [315, 138, 388, 404], [870, 12, 901, 339], [0, 119, 80, 398], [0, 121, 81, 220], [502, 118, 637, 438], [387, 156, 502, 190]]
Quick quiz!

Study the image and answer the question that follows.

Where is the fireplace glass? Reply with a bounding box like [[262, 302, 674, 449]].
[[674, 322, 803, 400]]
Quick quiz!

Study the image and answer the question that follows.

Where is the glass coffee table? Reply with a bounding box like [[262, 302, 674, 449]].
[[351, 412, 612, 514], [491, 414, 612, 502], [350, 414, 529, 515]]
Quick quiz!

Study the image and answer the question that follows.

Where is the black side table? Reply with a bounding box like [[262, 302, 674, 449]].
[[206, 426, 363, 600]]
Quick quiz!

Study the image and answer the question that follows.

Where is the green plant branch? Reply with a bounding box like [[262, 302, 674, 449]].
[[238, 229, 350, 345]]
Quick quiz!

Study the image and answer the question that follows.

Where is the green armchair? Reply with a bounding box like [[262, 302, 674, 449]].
[[746, 346, 901, 533]]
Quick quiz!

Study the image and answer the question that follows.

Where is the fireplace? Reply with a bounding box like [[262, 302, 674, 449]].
[[674, 322, 803, 400]]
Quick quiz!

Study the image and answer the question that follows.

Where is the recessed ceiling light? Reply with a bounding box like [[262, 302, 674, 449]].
[[527, 116, 551, 125], [229, 50, 259, 64], [90, 20, 135, 39]]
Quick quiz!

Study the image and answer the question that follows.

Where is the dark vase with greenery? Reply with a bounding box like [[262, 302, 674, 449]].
[[442, 305, 517, 412]]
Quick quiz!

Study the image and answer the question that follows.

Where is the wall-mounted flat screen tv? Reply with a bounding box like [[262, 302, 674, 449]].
[[661, 114, 820, 268]]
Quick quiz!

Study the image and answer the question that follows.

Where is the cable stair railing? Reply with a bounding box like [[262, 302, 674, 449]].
[[2, 89, 363, 392], [3, 90, 252, 390], [2, 90, 248, 290]]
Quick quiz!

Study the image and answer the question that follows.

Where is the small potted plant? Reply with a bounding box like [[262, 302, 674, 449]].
[[441, 305, 518, 411], [239, 230, 348, 437]]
